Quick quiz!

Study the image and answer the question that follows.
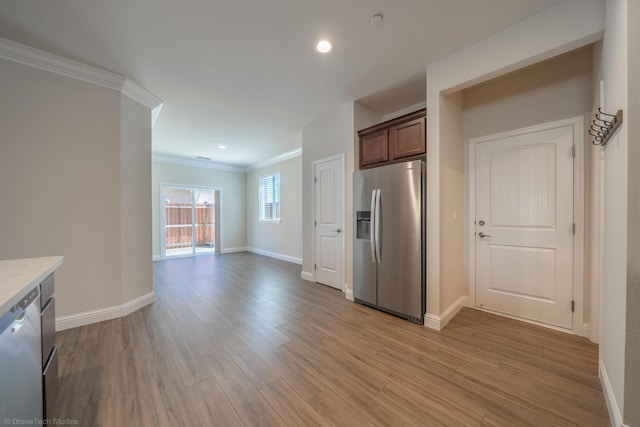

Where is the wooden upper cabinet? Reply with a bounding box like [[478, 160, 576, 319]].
[[389, 117, 425, 160], [359, 129, 388, 167], [357, 108, 426, 169]]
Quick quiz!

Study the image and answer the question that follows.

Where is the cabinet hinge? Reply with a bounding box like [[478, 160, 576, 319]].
[[314, 177, 317, 183], [571, 300, 575, 312], [314, 264, 317, 270], [572, 223, 576, 235], [314, 220, 317, 226], [572, 146, 576, 158]]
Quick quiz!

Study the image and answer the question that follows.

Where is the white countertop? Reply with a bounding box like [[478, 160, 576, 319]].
[[0, 256, 64, 314]]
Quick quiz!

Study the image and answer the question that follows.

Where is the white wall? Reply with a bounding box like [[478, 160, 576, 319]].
[[151, 162, 246, 256], [463, 47, 594, 328], [152, 155, 305, 264], [0, 58, 121, 315], [463, 48, 594, 140], [0, 57, 155, 319], [301, 101, 426, 299], [624, 2, 640, 424], [439, 92, 465, 314], [301, 102, 355, 293], [382, 101, 426, 122], [246, 154, 302, 263], [425, 0, 605, 329], [120, 95, 153, 303], [599, 0, 628, 423]]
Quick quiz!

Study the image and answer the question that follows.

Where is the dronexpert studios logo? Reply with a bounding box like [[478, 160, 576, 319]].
[[3, 419, 78, 426]]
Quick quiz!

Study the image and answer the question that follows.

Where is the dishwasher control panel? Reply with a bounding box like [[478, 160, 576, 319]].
[[0, 286, 39, 334]]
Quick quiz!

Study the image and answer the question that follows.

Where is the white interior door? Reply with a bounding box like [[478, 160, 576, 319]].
[[474, 125, 575, 329], [314, 156, 344, 290]]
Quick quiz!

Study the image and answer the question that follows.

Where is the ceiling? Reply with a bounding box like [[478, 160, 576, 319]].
[[0, 0, 565, 168]]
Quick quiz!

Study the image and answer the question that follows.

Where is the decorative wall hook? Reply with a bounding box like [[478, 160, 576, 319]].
[[591, 107, 623, 147]]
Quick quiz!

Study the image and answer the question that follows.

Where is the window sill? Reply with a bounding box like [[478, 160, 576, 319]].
[[259, 219, 281, 224]]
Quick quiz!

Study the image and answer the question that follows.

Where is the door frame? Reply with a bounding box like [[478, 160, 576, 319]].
[[311, 153, 345, 290], [467, 116, 585, 336], [159, 183, 223, 260]]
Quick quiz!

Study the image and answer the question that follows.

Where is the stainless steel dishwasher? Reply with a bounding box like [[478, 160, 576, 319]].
[[0, 286, 43, 424]]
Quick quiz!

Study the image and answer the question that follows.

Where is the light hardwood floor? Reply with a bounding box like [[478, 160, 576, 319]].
[[51, 253, 609, 426]]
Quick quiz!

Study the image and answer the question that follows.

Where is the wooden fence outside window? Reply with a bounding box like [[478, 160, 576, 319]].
[[165, 203, 215, 249]]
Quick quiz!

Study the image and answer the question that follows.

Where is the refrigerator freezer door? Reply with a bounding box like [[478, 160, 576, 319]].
[[353, 169, 377, 305], [376, 160, 423, 321]]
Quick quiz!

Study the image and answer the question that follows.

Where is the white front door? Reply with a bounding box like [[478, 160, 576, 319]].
[[474, 124, 575, 329], [314, 156, 344, 290]]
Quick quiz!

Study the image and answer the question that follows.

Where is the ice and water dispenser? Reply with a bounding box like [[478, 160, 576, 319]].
[[356, 211, 371, 240]]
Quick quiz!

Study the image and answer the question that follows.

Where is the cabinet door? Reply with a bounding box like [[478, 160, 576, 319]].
[[389, 117, 425, 160], [359, 129, 388, 168]]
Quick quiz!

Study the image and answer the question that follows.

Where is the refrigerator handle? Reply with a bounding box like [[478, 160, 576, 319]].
[[370, 189, 377, 263], [375, 189, 381, 263]]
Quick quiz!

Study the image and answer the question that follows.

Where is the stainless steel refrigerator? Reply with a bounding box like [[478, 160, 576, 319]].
[[353, 159, 425, 324]]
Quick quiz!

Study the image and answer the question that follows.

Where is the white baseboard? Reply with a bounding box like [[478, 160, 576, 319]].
[[345, 287, 354, 301], [221, 247, 248, 254], [153, 252, 218, 261], [246, 247, 302, 265], [573, 321, 586, 338], [56, 291, 154, 331], [301, 271, 314, 282], [583, 323, 595, 343], [600, 359, 625, 427], [472, 306, 574, 335], [424, 295, 468, 331]]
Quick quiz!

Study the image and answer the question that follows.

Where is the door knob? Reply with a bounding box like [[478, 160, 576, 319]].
[[332, 228, 341, 233], [478, 232, 492, 238]]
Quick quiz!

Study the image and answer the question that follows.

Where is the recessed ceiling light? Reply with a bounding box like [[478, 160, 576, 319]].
[[316, 40, 333, 53], [218, 145, 227, 149], [370, 13, 383, 25]]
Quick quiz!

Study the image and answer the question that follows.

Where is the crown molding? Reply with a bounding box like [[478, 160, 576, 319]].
[[152, 154, 245, 173], [0, 37, 124, 91], [121, 79, 163, 111], [153, 149, 303, 174], [151, 104, 164, 127], [246, 147, 302, 172], [0, 37, 163, 115]]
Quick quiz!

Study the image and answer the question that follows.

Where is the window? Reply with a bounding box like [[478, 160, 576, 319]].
[[259, 172, 280, 221], [161, 185, 218, 258]]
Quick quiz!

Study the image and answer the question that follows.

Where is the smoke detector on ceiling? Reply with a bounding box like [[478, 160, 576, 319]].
[[370, 14, 383, 25]]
